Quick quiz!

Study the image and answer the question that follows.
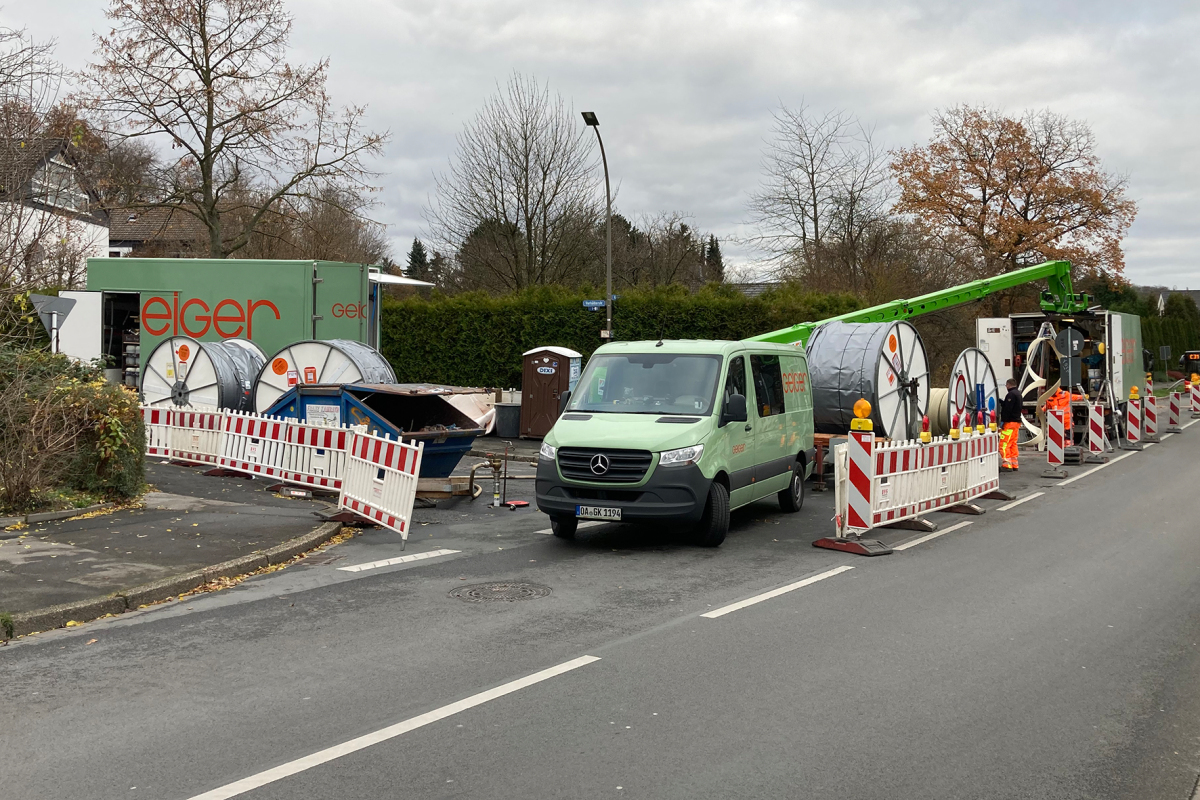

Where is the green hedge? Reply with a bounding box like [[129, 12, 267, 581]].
[[1142, 316, 1200, 370], [380, 284, 862, 387]]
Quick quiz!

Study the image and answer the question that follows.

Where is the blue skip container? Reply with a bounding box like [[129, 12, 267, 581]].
[[264, 384, 484, 478]]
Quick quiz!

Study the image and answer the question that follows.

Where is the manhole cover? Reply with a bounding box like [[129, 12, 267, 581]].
[[449, 582, 552, 603]]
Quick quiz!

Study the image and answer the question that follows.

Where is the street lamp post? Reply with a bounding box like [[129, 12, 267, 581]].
[[581, 111, 612, 341]]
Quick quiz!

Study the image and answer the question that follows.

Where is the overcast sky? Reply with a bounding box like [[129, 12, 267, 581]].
[[9, 0, 1199, 287]]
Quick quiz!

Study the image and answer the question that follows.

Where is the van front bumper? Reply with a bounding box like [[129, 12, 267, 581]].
[[536, 459, 710, 522]]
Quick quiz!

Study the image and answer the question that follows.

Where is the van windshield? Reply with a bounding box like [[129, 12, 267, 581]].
[[569, 353, 723, 415]]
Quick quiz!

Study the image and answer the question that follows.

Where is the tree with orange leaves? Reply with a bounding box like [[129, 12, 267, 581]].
[[891, 106, 1137, 291]]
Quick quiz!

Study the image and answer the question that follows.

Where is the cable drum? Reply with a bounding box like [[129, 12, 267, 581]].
[[806, 321, 930, 440], [253, 339, 396, 413], [141, 336, 265, 411], [927, 348, 1000, 436]]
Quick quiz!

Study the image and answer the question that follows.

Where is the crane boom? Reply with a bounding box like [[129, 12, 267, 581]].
[[748, 260, 1089, 346]]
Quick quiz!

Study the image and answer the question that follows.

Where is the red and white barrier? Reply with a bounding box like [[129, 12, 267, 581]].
[[1126, 398, 1142, 447], [1191, 381, 1200, 418], [283, 421, 352, 492], [833, 430, 1001, 539], [1143, 395, 1160, 442], [218, 411, 289, 479], [338, 431, 424, 540], [1167, 392, 1183, 433], [845, 429, 874, 533], [144, 408, 173, 458], [170, 409, 226, 465], [1088, 403, 1106, 455], [1046, 408, 1066, 466]]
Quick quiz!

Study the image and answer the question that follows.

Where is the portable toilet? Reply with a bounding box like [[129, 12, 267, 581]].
[[520, 346, 581, 438]]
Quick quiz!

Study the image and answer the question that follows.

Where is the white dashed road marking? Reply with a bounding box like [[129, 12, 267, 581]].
[[186, 655, 602, 800], [996, 492, 1044, 511], [893, 520, 974, 551], [701, 565, 854, 619], [337, 549, 461, 573]]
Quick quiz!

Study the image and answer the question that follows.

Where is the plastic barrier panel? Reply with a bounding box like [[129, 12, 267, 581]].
[[1126, 399, 1141, 445], [339, 432, 424, 540], [283, 422, 352, 492], [837, 431, 1000, 534], [1088, 403, 1105, 454], [1144, 395, 1159, 440], [143, 407, 172, 458], [218, 411, 289, 479], [169, 409, 226, 465], [1191, 381, 1200, 417], [1046, 408, 1066, 466], [1167, 392, 1183, 433]]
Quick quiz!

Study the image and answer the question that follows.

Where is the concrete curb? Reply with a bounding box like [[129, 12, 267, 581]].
[[1, 503, 117, 538], [3, 520, 344, 639]]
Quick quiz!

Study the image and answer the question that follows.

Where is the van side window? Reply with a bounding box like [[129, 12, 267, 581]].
[[723, 356, 746, 407], [750, 354, 785, 417]]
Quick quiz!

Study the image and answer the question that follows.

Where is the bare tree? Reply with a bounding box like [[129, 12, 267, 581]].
[[748, 103, 891, 291], [427, 74, 600, 291], [79, 0, 387, 258]]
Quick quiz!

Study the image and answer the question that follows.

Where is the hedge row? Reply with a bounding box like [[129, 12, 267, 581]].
[[379, 284, 862, 387], [1141, 316, 1200, 369]]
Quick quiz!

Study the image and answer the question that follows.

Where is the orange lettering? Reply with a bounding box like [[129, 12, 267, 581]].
[[213, 299, 245, 338], [247, 299, 280, 338], [179, 298, 211, 338], [142, 296, 172, 336]]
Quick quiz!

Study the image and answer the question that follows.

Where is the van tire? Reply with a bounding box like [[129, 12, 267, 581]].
[[779, 463, 804, 512], [550, 515, 577, 540], [695, 482, 730, 547]]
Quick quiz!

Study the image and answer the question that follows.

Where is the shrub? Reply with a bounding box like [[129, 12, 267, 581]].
[[0, 347, 144, 511]]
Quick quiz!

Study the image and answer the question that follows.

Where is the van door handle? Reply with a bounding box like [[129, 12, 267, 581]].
[[744, 424, 753, 432]]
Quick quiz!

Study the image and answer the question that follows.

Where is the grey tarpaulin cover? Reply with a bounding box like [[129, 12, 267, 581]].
[[806, 320, 929, 439]]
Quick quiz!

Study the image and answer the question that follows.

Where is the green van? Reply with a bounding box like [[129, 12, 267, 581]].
[[535, 340, 816, 546]]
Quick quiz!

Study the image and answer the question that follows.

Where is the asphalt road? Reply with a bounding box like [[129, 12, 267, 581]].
[[4, 425, 1200, 800]]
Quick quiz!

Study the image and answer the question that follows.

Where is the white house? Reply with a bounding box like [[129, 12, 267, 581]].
[[0, 138, 109, 289]]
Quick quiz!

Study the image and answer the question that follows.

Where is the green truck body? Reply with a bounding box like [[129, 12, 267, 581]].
[[66, 259, 381, 382]]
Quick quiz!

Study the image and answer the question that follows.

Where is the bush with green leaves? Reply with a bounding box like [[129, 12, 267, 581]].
[[380, 283, 862, 387], [0, 347, 144, 512]]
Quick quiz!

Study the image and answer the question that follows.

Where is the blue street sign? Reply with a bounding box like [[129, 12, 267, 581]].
[[583, 300, 606, 310]]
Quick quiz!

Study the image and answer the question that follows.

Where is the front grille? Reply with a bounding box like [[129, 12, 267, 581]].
[[566, 487, 643, 502], [558, 447, 653, 483]]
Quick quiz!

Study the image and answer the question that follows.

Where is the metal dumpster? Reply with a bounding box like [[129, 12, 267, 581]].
[[264, 384, 484, 478]]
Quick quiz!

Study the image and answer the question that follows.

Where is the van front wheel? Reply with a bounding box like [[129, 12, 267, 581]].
[[550, 515, 577, 540], [779, 463, 804, 512], [695, 481, 730, 547]]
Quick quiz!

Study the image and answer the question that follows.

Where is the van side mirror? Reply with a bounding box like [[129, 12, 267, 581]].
[[558, 390, 572, 415], [721, 393, 748, 426]]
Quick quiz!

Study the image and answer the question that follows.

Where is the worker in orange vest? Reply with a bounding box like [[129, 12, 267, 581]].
[[999, 379, 1022, 471]]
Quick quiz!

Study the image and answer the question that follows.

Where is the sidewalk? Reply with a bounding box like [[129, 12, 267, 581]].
[[0, 462, 340, 625]]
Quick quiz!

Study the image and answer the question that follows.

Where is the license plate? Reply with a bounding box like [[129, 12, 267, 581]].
[[576, 505, 621, 521]]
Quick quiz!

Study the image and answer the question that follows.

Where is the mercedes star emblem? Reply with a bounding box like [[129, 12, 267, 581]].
[[590, 453, 610, 475]]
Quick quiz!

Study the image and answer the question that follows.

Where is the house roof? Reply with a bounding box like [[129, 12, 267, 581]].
[[110, 206, 207, 243], [0, 137, 107, 226]]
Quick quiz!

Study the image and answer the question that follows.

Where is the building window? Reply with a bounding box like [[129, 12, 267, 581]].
[[32, 156, 90, 213]]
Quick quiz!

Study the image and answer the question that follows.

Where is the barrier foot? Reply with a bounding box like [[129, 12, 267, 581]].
[[1082, 453, 1109, 464], [940, 503, 984, 515], [813, 536, 892, 556], [1166, 426, 1184, 434], [1120, 442, 1143, 451], [1041, 466, 1069, 479], [883, 517, 937, 532], [981, 489, 1016, 501], [313, 509, 373, 525], [1143, 434, 1162, 443], [203, 468, 253, 479]]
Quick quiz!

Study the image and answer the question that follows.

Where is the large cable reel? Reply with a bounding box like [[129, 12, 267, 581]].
[[928, 347, 1000, 436]]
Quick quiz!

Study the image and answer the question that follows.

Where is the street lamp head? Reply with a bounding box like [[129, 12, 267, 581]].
[[581, 111, 599, 127]]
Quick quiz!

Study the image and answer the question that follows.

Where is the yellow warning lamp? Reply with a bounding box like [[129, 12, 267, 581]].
[[975, 410, 985, 435], [1129, 386, 1139, 400], [1192, 373, 1199, 384], [949, 412, 960, 440], [850, 398, 873, 431], [989, 409, 998, 432], [920, 414, 931, 444]]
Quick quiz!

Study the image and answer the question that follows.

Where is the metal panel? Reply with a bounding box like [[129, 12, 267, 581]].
[[975, 317, 1013, 385], [58, 290, 103, 363]]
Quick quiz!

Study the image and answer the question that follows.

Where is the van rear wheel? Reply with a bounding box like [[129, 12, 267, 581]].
[[550, 515, 577, 540], [695, 481, 730, 547], [778, 463, 804, 512]]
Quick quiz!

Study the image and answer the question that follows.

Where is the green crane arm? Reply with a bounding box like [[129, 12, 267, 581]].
[[747, 260, 1089, 346]]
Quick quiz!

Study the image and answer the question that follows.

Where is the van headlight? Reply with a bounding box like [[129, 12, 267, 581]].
[[659, 444, 703, 467], [539, 442, 557, 460]]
